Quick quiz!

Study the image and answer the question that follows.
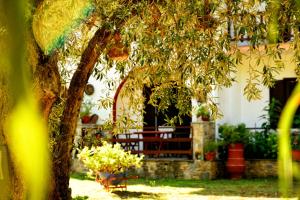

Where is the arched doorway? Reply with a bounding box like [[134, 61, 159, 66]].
[[142, 85, 192, 153]]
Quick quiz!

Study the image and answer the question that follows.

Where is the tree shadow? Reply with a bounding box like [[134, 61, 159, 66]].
[[188, 184, 298, 198], [128, 178, 298, 198], [112, 191, 162, 199], [189, 188, 280, 198]]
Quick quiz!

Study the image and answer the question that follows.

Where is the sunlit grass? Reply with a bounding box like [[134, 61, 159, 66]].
[[70, 174, 299, 199]]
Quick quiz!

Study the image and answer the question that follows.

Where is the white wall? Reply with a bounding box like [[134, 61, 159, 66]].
[[82, 48, 298, 129], [83, 76, 112, 124], [216, 49, 297, 128], [81, 68, 121, 124], [217, 82, 241, 125]]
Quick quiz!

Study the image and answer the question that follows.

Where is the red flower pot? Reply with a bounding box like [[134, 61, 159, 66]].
[[226, 143, 245, 179], [201, 116, 210, 121], [205, 152, 216, 161], [81, 115, 90, 124], [292, 150, 300, 161]]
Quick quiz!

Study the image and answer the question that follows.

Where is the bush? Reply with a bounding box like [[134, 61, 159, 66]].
[[78, 142, 144, 175], [195, 104, 210, 118], [218, 123, 250, 145], [204, 141, 219, 153], [244, 131, 278, 159]]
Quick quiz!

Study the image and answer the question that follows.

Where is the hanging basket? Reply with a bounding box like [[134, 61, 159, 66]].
[[196, 15, 216, 30], [108, 44, 129, 61]]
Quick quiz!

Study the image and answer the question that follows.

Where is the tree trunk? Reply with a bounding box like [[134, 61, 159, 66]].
[[48, 28, 111, 200]]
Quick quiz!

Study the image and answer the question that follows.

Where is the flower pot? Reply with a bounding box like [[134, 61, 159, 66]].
[[81, 115, 90, 124], [99, 172, 126, 186], [108, 34, 129, 61], [201, 116, 210, 121], [158, 126, 175, 132], [292, 149, 300, 161], [108, 44, 129, 61], [204, 151, 216, 161], [226, 143, 245, 179]]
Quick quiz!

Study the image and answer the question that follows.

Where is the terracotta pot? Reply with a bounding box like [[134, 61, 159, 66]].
[[201, 116, 210, 121], [108, 45, 129, 61], [81, 115, 90, 124], [226, 143, 245, 179], [98, 172, 126, 186], [205, 151, 216, 161], [108, 33, 129, 61], [292, 149, 300, 161]]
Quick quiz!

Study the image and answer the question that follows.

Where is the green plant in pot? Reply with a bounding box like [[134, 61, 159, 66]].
[[78, 142, 143, 185], [204, 141, 219, 161], [218, 123, 249, 146], [196, 104, 210, 121], [291, 132, 300, 161], [80, 101, 93, 124], [218, 123, 249, 179]]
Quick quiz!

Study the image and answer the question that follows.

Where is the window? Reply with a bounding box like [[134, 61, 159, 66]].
[[269, 78, 299, 128]]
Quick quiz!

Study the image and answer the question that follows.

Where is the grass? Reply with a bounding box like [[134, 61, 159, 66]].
[[70, 172, 93, 181], [70, 173, 299, 200]]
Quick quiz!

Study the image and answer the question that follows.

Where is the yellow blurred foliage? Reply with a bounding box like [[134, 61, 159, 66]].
[[6, 96, 50, 199]]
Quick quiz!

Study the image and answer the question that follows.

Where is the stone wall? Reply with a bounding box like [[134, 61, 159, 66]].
[[134, 159, 218, 180], [73, 158, 280, 179], [72, 158, 280, 179], [245, 159, 277, 178], [131, 159, 279, 179]]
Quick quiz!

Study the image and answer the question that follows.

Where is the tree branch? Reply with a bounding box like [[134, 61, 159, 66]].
[[50, 27, 111, 199]]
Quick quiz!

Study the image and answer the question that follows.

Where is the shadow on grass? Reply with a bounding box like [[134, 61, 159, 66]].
[[70, 172, 94, 181], [112, 191, 162, 199], [70, 173, 299, 199], [128, 178, 298, 198], [188, 185, 281, 198]]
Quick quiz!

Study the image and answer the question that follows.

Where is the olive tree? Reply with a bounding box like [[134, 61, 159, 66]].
[[1, 0, 300, 199]]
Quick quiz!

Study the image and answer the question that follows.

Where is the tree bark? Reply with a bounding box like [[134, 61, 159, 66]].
[[49, 28, 111, 200], [33, 50, 61, 121]]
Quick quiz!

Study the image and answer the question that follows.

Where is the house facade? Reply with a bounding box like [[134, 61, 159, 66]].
[[81, 44, 298, 131], [217, 45, 297, 128]]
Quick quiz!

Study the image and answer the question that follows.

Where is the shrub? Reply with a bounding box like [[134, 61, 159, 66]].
[[204, 141, 219, 153], [195, 104, 210, 118], [218, 123, 250, 145], [78, 142, 144, 175], [245, 131, 278, 159]]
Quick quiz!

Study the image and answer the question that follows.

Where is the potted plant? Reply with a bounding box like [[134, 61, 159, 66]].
[[196, 104, 211, 121], [203, 141, 219, 161], [218, 123, 249, 179], [291, 132, 300, 161], [80, 101, 93, 124], [78, 142, 143, 186]]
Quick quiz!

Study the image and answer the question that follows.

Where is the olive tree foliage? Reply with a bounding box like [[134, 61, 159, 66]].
[[58, 0, 298, 127]]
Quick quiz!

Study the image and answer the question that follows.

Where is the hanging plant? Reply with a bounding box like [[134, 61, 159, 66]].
[[108, 32, 129, 61]]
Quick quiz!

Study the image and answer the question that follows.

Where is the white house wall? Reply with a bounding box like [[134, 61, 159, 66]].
[[82, 48, 298, 130], [216, 49, 297, 128]]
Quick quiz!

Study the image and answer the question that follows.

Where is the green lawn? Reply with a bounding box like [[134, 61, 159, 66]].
[[70, 173, 299, 200]]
